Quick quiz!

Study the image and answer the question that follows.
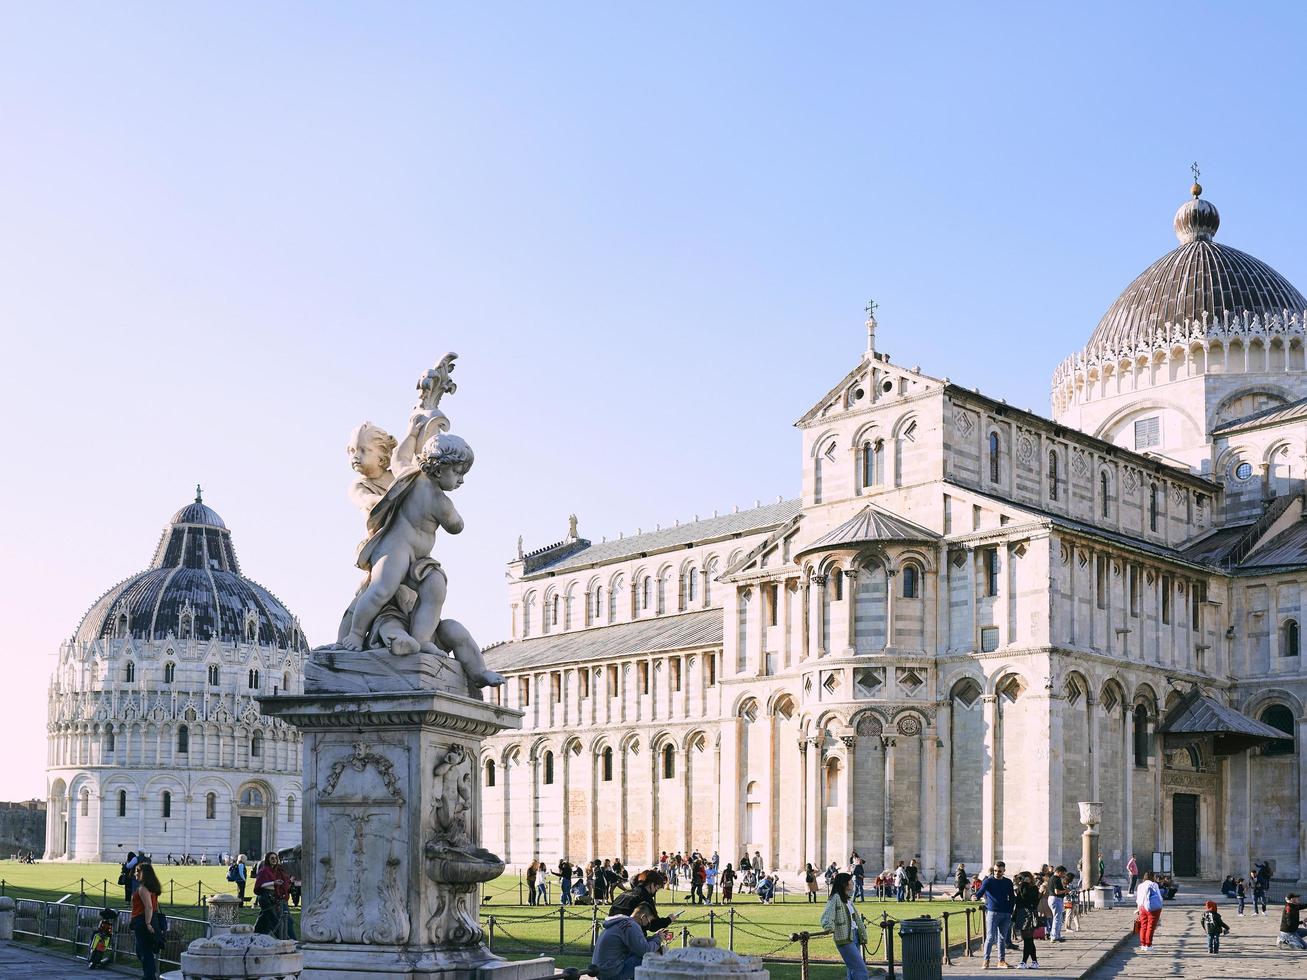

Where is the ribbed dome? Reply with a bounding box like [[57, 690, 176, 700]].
[[1086, 190, 1306, 354], [73, 494, 306, 650]]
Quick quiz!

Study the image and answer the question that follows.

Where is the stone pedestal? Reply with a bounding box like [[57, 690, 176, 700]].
[[0, 896, 14, 941], [634, 937, 768, 980], [261, 655, 554, 980], [174, 924, 303, 979], [207, 894, 244, 937], [1090, 885, 1115, 909]]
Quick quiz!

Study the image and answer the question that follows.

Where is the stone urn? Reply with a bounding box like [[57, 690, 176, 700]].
[[1077, 801, 1103, 828], [177, 924, 302, 979], [635, 937, 769, 980]]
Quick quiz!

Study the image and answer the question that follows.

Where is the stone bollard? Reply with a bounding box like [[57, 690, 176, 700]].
[[206, 894, 243, 937], [175, 924, 302, 980], [635, 936, 769, 980], [0, 896, 14, 941]]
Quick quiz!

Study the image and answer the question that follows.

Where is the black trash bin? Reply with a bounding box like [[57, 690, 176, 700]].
[[898, 915, 942, 980]]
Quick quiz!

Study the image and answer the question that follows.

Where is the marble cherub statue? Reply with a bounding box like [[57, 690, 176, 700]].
[[334, 354, 504, 691]]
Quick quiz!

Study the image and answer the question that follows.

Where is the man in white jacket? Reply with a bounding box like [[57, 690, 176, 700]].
[[1135, 871, 1164, 951]]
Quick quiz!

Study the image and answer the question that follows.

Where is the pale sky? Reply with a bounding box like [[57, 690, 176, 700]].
[[4, 2, 1307, 802]]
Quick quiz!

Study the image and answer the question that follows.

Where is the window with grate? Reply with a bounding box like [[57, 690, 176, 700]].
[[1134, 416, 1161, 450]]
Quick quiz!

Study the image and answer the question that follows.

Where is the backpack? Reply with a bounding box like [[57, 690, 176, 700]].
[[226, 864, 240, 883]]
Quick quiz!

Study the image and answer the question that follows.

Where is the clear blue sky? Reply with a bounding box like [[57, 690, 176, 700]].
[[4, 2, 1306, 800]]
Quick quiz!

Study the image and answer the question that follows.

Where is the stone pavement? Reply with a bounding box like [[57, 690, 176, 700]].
[[941, 906, 1137, 979], [1, 939, 135, 977]]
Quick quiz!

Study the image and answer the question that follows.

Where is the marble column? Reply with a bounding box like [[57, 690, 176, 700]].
[[881, 735, 896, 870], [844, 569, 859, 655], [842, 736, 856, 866], [1300, 719, 1307, 877], [981, 695, 998, 870], [814, 577, 828, 657], [800, 577, 811, 662], [935, 706, 952, 871], [884, 568, 897, 650], [803, 737, 820, 868], [1123, 709, 1134, 867]]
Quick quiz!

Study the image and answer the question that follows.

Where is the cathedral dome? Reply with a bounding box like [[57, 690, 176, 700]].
[[73, 490, 307, 650], [1085, 186, 1307, 355]]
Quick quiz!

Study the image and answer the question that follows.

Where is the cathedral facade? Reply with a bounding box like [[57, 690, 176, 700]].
[[45, 495, 307, 862], [482, 184, 1307, 886]]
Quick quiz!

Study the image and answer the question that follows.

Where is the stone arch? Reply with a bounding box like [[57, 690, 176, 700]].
[[985, 664, 1029, 697], [733, 693, 762, 720], [851, 709, 885, 735], [1099, 677, 1128, 715], [767, 690, 798, 717], [890, 708, 928, 736], [1240, 688, 1305, 721], [1132, 682, 1159, 713]]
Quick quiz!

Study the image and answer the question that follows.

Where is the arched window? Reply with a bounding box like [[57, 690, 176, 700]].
[[162, 791, 172, 819], [543, 751, 555, 785], [286, 795, 296, 823], [824, 760, 840, 806], [1133, 704, 1150, 768], [662, 744, 675, 779], [1283, 619, 1300, 657], [251, 733, 263, 757], [80, 787, 89, 817], [205, 792, 216, 819], [248, 669, 260, 690], [104, 727, 115, 755], [593, 586, 604, 621], [207, 664, 220, 686], [988, 432, 1001, 483], [282, 672, 290, 691], [601, 746, 613, 782], [1261, 705, 1295, 756], [124, 661, 135, 683], [551, 595, 559, 626], [609, 578, 622, 621], [117, 790, 127, 817], [1100, 472, 1110, 517], [177, 724, 189, 754], [485, 760, 496, 787], [642, 577, 652, 610], [704, 560, 718, 604], [688, 568, 698, 603], [163, 662, 176, 684], [832, 568, 844, 601], [1149, 484, 1159, 532], [862, 439, 884, 488], [1047, 451, 1059, 501], [901, 563, 920, 599]]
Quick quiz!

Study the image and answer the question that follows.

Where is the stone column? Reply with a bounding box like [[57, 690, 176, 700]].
[[842, 736, 856, 866], [884, 569, 897, 650], [935, 706, 952, 872], [803, 737, 820, 869], [881, 735, 896, 870], [719, 720, 742, 868], [814, 576, 828, 657], [1123, 709, 1134, 868], [781, 578, 794, 669], [800, 577, 811, 662], [981, 695, 998, 870], [797, 738, 810, 868], [844, 569, 859, 655], [966, 547, 978, 651]]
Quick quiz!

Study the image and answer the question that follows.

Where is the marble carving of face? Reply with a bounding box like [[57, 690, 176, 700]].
[[435, 463, 468, 492], [349, 439, 388, 479]]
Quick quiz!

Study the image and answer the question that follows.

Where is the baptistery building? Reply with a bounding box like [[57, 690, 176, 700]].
[[482, 182, 1307, 887], [45, 493, 308, 862]]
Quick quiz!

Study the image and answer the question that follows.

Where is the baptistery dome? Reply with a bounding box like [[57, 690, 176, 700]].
[[1085, 184, 1307, 356], [73, 490, 307, 650]]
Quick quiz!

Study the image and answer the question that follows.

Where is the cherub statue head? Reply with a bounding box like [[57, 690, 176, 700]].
[[347, 422, 398, 480], [419, 433, 474, 490]]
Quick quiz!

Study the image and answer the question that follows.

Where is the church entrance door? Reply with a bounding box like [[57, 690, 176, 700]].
[[1172, 794, 1199, 877], [239, 815, 263, 860]]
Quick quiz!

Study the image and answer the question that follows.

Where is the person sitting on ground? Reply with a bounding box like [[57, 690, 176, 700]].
[[591, 902, 671, 980], [609, 870, 674, 934], [1278, 893, 1307, 950], [1201, 900, 1230, 954]]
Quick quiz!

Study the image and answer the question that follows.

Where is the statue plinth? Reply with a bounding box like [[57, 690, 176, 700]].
[[261, 676, 554, 980]]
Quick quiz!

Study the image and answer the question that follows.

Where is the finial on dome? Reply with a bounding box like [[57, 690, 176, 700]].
[[195, 483, 203, 504], [1174, 169, 1219, 244], [1190, 161, 1202, 199]]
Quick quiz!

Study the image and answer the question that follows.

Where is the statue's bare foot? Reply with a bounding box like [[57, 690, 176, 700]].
[[475, 670, 505, 688], [390, 635, 420, 656], [340, 632, 366, 651]]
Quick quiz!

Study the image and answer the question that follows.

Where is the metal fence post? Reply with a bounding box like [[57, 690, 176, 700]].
[[708, 909, 715, 941], [789, 931, 811, 980], [487, 915, 495, 951], [964, 906, 973, 956], [591, 905, 599, 952], [79, 878, 86, 905], [169, 881, 174, 905], [942, 910, 951, 965], [882, 915, 896, 980], [728, 907, 735, 950], [102, 879, 108, 904], [680, 925, 689, 948], [559, 905, 565, 954]]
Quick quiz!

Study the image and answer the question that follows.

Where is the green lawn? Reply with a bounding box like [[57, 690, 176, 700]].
[[2, 862, 983, 980]]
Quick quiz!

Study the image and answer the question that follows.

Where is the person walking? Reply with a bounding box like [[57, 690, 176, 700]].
[[975, 862, 1015, 969], [1125, 854, 1139, 895], [254, 851, 295, 939], [852, 857, 865, 902], [1013, 871, 1041, 969], [704, 864, 717, 905], [721, 864, 735, 904], [820, 872, 868, 980], [1252, 868, 1268, 915], [1201, 901, 1230, 954], [805, 863, 819, 903], [559, 859, 573, 907], [129, 862, 163, 980], [1236, 877, 1246, 915], [227, 854, 248, 905], [753, 850, 763, 875], [1135, 870, 1163, 952], [952, 864, 969, 901]]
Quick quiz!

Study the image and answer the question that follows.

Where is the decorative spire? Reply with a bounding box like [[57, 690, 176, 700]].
[[1174, 169, 1219, 244], [1190, 160, 1202, 199], [864, 299, 879, 353]]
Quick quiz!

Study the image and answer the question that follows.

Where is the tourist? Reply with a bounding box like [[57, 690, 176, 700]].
[[558, 858, 574, 906], [526, 859, 540, 906], [610, 870, 674, 933], [1135, 870, 1163, 952], [1201, 900, 1230, 954], [1252, 868, 1268, 915], [1063, 871, 1081, 933], [1220, 875, 1236, 898], [952, 864, 969, 901], [1049, 868, 1069, 942], [704, 863, 717, 905], [254, 851, 295, 939], [820, 872, 867, 980], [1236, 877, 1246, 915], [130, 862, 163, 980], [227, 854, 248, 905], [757, 874, 775, 904], [975, 862, 1015, 969], [739, 853, 751, 874], [907, 859, 921, 901], [1277, 893, 1307, 949], [119, 851, 139, 904], [721, 863, 735, 904], [1125, 854, 1138, 894], [592, 902, 671, 980], [687, 858, 703, 905], [753, 850, 763, 875], [852, 857, 865, 901], [537, 865, 550, 905], [805, 863, 819, 903], [893, 861, 907, 902], [1013, 870, 1041, 969]]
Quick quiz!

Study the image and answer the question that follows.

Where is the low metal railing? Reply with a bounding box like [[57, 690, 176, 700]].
[[11, 898, 209, 971]]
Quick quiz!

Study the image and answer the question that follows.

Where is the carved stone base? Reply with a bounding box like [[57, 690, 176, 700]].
[[260, 688, 554, 980], [305, 646, 470, 697]]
